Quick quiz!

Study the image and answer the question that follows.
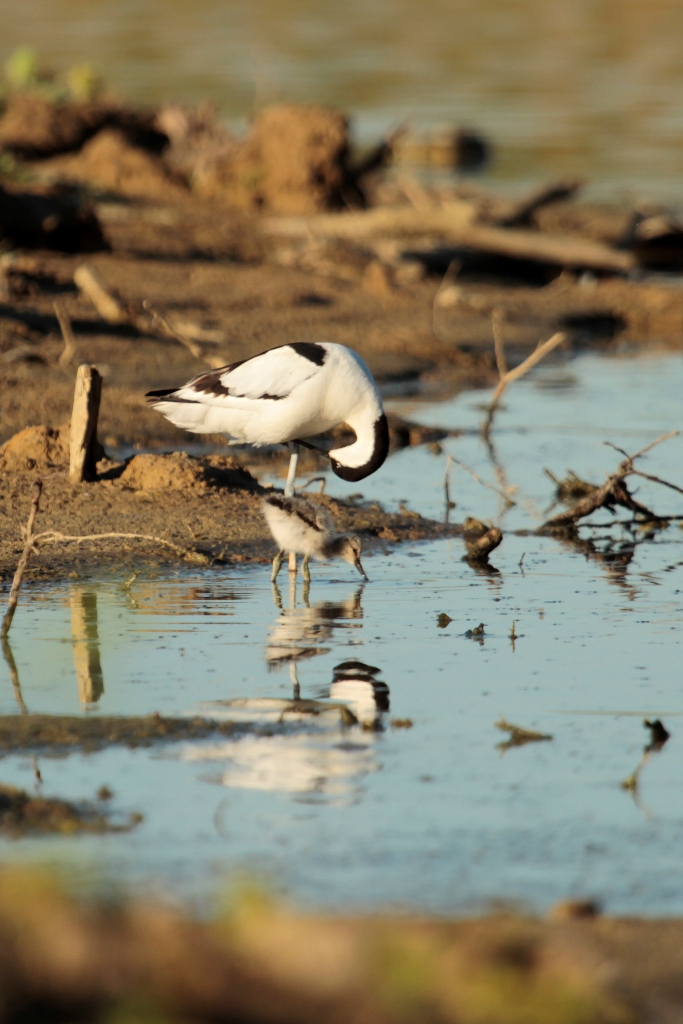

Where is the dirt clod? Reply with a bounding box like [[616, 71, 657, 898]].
[[201, 104, 352, 213], [0, 423, 69, 472], [46, 128, 188, 202]]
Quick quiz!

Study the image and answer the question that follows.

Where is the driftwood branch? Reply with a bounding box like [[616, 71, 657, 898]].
[[264, 209, 634, 273], [497, 178, 584, 228], [540, 431, 681, 532], [1, 481, 42, 639]]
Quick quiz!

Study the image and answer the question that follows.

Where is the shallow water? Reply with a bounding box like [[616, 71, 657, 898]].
[[4, 1, 683, 200], [2, 349, 683, 915]]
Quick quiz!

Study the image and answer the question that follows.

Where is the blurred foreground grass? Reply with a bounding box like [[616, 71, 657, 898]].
[[0, 865, 648, 1024]]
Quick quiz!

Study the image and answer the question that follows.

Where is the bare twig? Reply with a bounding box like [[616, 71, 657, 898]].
[[54, 300, 78, 366], [33, 531, 210, 563], [1, 638, 29, 714], [491, 309, 508, 378], [296, 476, 326, 495], [540, 431, 681, 532], [606, 431, 678, 462], [448, 456, 516, 506], [75, 263, 225, 368], [482, 331, 567, 440], [141, 302, 204, 360], [1, 481, 42, 639]]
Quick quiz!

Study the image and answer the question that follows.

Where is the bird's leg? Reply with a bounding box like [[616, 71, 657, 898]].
[[284, 442, 299, 497], [302, 554, 311, 583], [271, 550, 285, 582], [285, 442, 300, 574], [270, 581, 283, 609]]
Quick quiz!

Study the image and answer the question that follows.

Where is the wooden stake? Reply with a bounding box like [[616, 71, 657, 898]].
[[69, 365, 102, 484], [1, 481, 42, 639]]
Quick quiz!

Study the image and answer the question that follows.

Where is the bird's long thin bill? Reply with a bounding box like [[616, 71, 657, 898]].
[[294, 438, 331, 461], [355, 558, 369, 581]]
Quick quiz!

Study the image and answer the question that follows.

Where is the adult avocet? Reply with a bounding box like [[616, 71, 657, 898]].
[[146, 341, 389, 495], [262, 493, 367, 582]]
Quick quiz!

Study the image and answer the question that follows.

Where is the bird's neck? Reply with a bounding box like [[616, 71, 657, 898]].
[[322, 535, 348, 559], [329, 410, 389, 482]]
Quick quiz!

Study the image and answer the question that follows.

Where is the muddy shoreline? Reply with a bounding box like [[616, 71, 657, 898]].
[[0, 449, 461, 582]]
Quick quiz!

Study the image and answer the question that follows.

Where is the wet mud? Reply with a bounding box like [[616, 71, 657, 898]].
[[0, 712, 248, 755], [0, 782, 139, 835]]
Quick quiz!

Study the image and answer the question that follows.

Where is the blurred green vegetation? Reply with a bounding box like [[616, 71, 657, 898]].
[[2, 46, 104, 104]]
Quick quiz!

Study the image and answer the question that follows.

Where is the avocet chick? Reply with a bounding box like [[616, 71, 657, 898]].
[[262, 494, 368, 582]]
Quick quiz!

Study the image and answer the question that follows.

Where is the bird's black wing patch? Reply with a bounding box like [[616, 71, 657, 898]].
[[145, 387, 176, 399], [147, 344, 325, 404], [265, 495, 322, 532], [288, 342, 327, 366]]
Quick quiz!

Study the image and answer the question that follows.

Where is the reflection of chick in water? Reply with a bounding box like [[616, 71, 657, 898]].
[[328, 660, 389, 729], [266, 581, 364, 669]]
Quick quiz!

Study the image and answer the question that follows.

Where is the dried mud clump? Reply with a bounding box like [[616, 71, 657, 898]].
[[0, 782, 140, 836], [201, 103, 351, 214], [0, 423, 69, 472], [45, 128, 188, 202], [0, 92, 164, 159], [118, 451, 258, 492], [0, 93, 93, 157]]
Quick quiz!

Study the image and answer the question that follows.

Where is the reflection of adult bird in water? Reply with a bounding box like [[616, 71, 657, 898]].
[[329, 660, 389, 728], [146, 341, 389, 494], [263, 494, 367, 582]]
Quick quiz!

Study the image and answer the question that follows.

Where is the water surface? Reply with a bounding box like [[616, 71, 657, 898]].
[[4, 1, 683, 199], [2, 350, 683, 914]]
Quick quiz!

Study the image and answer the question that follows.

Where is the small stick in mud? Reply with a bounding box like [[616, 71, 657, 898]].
[[482, 326, 567, 440], [142, 301, 225, 367], [449, 455, 516, 506], [54, 300, 78, 366], [540, 431, 680, 533], [69, 364, 102, 484], [33, 531, 211, 564], [75, 263, 224, 368], [1, 480, 42, 639], [74, 264, 126, 323], [443, 454, 456, 521]]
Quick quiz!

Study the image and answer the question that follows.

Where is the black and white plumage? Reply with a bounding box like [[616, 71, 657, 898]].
[[262, 494, 367, 582], [329, 660, 389, 728], [146, 341, 389, 484]]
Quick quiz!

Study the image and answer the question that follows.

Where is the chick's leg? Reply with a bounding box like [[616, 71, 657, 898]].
[[271, 550, 285, 582]]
